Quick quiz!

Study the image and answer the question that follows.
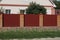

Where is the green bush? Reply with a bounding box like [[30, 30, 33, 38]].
[[0, 29, 60, 39], [26, 2, 46, 14]]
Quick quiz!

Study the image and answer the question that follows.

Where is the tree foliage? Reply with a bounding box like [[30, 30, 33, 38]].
[[26, 2, 46, 14], [54, 1, 60, 9]]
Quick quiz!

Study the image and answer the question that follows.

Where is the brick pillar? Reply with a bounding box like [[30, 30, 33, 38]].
[[20, 15, 24, 27], [0, 14, 2, 28], [39, 15, 43, 27], [57, 15, 60, 26]]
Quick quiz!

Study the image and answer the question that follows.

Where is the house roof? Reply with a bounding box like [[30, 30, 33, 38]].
[[0, 0, 56, 7]]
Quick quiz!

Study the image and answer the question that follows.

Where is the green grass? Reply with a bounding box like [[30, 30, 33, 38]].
[[0, 29, 60, 39]]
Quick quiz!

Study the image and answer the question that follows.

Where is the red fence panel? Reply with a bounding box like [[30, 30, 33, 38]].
[[43, 15, 57, 26], [24, 14, 39, 27], [3, 14, 20, 27]]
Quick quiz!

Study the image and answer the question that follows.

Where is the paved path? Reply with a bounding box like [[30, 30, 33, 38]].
[[0, 37, 60, 40]]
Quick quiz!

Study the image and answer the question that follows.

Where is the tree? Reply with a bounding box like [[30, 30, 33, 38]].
[[53, 0, 60, 9], [26, 2, 46, 14]]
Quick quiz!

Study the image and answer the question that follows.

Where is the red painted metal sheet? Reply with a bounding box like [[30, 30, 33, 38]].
[[3, 14, 20, 27], [43, 15, 57, 26], [24, 14, 39, 27]]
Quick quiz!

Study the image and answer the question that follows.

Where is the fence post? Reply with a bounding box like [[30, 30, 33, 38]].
[[20, 14, 24, 27], [39, 15, 43, 27], [57, 15, 60, 26], [0, 14, 2, 28]]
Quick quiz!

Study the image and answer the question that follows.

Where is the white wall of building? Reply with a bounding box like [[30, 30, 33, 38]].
[[45, 7, 52, 14], [0, 0, 55, 14], [0, 6, 52, 14], [0, 6, 27, 14]]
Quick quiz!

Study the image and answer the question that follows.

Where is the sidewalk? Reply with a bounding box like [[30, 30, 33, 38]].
[[0, 37, 60, 40]]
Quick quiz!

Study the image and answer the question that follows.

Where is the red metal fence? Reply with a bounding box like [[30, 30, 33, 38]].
[[2, 14, 57, 27], [3, 14, 20, 27], [43, 15, 57, 26], [24, 14, 39, 27]]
